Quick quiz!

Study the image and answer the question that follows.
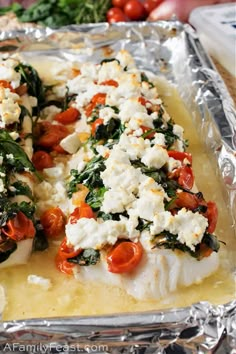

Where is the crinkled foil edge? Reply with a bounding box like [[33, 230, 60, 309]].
[[0, 22, 235, 353]]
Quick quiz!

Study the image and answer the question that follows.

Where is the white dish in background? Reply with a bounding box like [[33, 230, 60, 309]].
[[189, 3, 236, 76]]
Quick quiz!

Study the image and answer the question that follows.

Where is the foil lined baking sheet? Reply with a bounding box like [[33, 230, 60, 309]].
[[0, 21, 235, 353]]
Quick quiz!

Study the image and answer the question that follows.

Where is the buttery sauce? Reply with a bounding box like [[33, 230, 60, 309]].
[[0, 62, 235, 321]]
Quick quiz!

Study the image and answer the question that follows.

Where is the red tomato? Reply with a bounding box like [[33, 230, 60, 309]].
[[178, 165, 194, 190], [0, 80, 15, 92], [168, 150, 192, 165], [91, 118, 104, 136], [32, 150, 53, 170], [175, 191, 198, 210], [2, 211, 36, 241], [206, 201, 218, 234], [112, 0, 128, 8], [55, 254, 75, 275], [54, 107, 80, 125], [199, 243, 213, 258], [40, 207, 65, 238], [85, 102, 95, 118], [100, 79, 119, 87], [108, 12, 128, 22], [138, 96, 151, 107], [37, 122, 69, 149], [107, 241, 143, 273], [124, 0, 146, 20], [68, 202, 94, 224], [143, 0, 162, 14], [58, 237, 82, 260], [140, 125, 155, 139], [91, 93, 107, 105], [107, 7, 124, 20]]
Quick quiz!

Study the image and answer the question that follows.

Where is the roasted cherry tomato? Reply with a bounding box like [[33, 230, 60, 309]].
[[91, 93, 107, 105], [175, 191, 199, 210], [36, 122, 69, 150], [40, 207, 65, 238], [198, 243, 213, 258], [32, 150, 54, 170], [100, 79, 119, 87], [55, 254, 75, 275], [206, 201, 218, 234], [91, 118, 104, 136], [68, 202, 94, 224], [124, 0, 146, 20], [54, 107, 80, 125], [178, 165, 194, 190], [2, 211, 36, 241], [140, 125, 155, 139], [58, 237, 82, 260], [0, 80, 15, 92], [107, 241, 143, 273], [168, 150, 192, 165]]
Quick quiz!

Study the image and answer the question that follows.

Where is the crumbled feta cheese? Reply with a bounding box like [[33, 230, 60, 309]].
[[99, 106, 118, 124], [101, 188, 136, 214], [170, 209, 208, 251], [153, 133, 166, 146], [166, 157, 182, 172], [150, 211, 173, 235], [27, 275, 52, 290], [98, 60, 123, 83], [173, 124, 184, 138], [42, 105, 61, 121], [43, 164, 65, 179], [117, 133, 150, 160], [60, 132, 81, 154], [0, 58, 21, 88], [66, 218, 137, 250], [0, 88, 21, 126], [141, 145, 168, 169], [119, 99, 146, 123], [101, 150, 142, 194]]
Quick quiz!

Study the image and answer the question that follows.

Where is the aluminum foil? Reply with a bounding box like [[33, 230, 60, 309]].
[[0, 22, 235, 353]]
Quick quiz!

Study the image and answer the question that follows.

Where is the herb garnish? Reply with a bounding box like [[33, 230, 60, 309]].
[[68, 248, 100, 266], [67, 155, 106, 198]]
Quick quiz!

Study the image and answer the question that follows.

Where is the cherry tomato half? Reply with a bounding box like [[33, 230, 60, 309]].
[[40, 207, 66, 238], [124, 0, 146, 20], [107, 241, 143, 273], [0, 80, 15, 92], [68, 202, 94, 224], [58, 237, 82, 260], [2, 211, 36, 241], [55, 254, 75, 275], [168, 150, 192, 165], [54, 107, 80, 125], [36, 122, 69, 150], [100, 79, 119, 87], [32, 150, 54, 170], [178, 165, 194, 190]]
